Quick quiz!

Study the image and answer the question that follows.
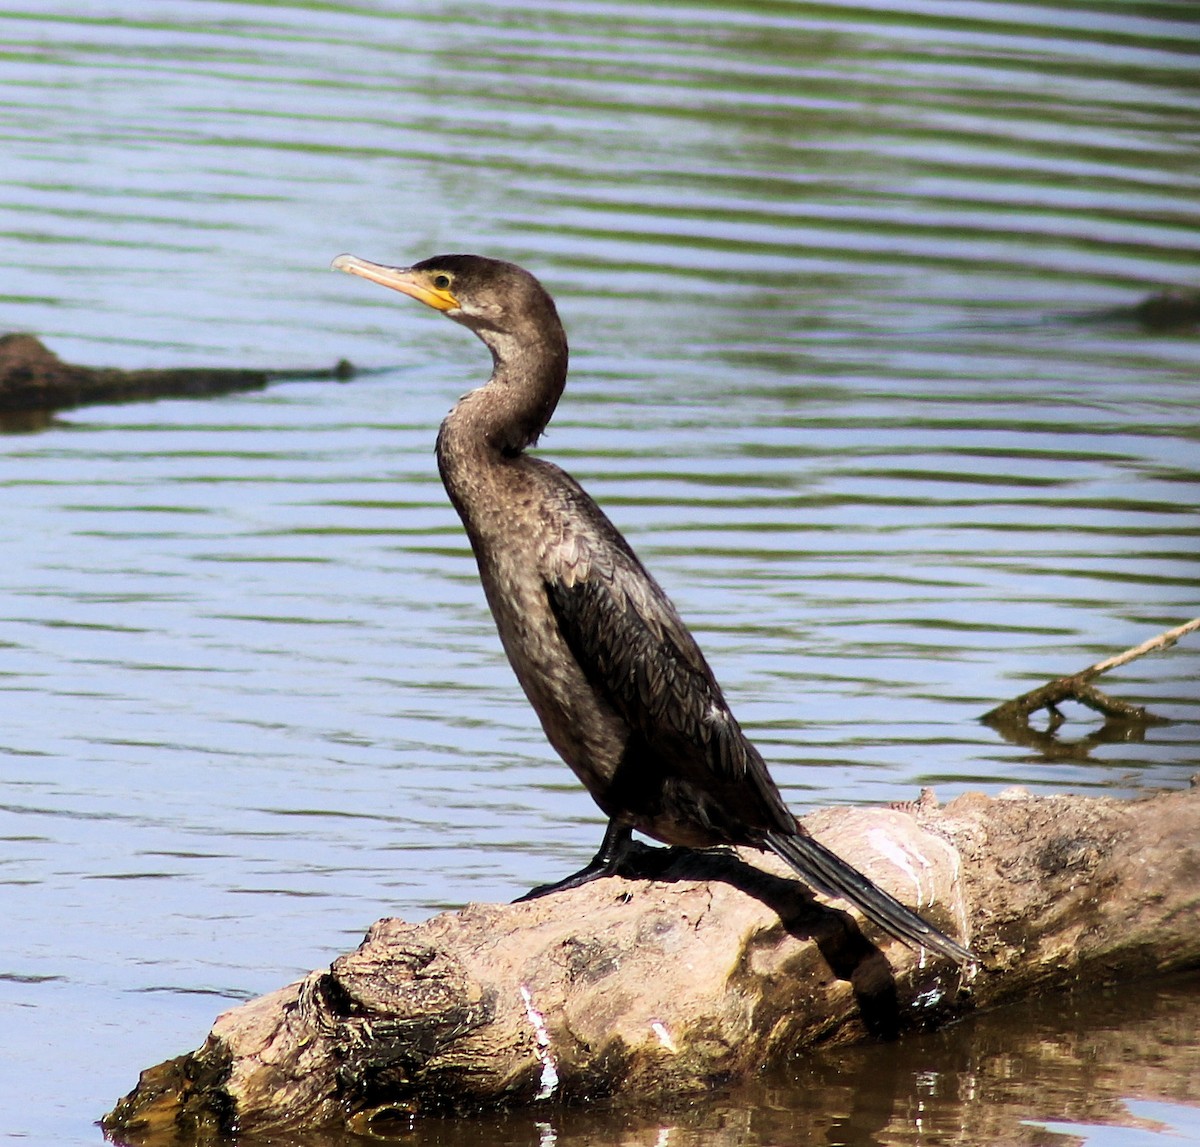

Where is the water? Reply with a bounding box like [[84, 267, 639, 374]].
[[1, 1, 1198, 1144]]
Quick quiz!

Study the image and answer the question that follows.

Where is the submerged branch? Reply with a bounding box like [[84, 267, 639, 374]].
[[982, 617, 1200, 730]]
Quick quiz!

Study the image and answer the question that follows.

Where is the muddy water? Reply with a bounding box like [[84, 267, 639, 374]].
[[0, 2, 1198, 1144]]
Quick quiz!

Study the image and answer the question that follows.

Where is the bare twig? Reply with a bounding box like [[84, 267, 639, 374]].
[[983, 617, 1200, 728], [1081, 617, 1200, 678]]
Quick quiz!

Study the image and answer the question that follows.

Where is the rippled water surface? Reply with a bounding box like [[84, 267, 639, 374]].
[[1, 2, 1198, 1144]]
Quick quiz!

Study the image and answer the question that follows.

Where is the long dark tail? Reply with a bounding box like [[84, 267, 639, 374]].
[[764, 829, 977, 965]]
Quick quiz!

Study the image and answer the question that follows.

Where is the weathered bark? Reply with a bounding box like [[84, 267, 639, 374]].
[[103, 785, 1200, 1144], [0, 333, 354, 417]]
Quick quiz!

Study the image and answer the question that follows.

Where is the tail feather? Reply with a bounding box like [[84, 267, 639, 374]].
[[764, 829, 977, 965]]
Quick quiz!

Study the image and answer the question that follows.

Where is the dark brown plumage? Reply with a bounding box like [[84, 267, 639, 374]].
[[332, 251, 976, 964]]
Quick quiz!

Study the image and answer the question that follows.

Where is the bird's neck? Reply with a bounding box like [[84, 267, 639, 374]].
[[435, 328, 569, 512]]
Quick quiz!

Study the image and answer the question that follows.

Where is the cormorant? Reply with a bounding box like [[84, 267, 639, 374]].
[[332, 252, 976, 965]]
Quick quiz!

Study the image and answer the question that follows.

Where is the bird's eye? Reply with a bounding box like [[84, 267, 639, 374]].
[[432, 273, 452, 290]]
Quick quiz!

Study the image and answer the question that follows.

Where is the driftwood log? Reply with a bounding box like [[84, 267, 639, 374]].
[[103, 784, 1200, 1144], [0, 333, 354, 417]]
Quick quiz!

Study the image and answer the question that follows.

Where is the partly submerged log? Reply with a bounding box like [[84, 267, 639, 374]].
[[103, 784, 1200, 1144], [0, 333, 354, 416], [1127, 287, 1200, 331], [1073, 286, 1200, 332]]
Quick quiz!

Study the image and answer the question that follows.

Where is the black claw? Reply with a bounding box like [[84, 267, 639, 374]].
[[514, 821, 634, 902]]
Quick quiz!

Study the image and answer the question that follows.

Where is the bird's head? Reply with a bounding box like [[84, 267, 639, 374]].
[[331, 252, 559, 345]]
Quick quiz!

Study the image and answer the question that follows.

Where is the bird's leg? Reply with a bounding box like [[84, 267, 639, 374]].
[[514, 821, 635, 902]]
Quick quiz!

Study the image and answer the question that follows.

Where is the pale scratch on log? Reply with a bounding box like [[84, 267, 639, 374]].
[[650, 1020, 677, 1053], [519, 985, 559, 1100], [865, 825, 979, 972], [867, 827, 934, 909], [907, 817, 977, 967]]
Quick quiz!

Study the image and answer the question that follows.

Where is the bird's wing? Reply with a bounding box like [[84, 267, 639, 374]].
[[544, 525, 756, 784]]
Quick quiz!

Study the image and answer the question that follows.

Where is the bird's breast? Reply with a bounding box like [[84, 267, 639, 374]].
[[444, 455, 629, 794]]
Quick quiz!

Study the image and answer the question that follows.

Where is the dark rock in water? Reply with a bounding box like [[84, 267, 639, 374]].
[[0, 332, 355, 415]]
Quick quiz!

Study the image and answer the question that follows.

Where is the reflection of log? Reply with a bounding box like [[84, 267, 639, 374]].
[[0, 333, 354, 416], [983, 617, 1200, 731], [547, 968, 1198, 1147], [103, 785, 1200, 1144], [753, 968, 1200, 1147]]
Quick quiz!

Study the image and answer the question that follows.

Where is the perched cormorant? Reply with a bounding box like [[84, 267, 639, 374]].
[[332, 252, 976, 964]]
